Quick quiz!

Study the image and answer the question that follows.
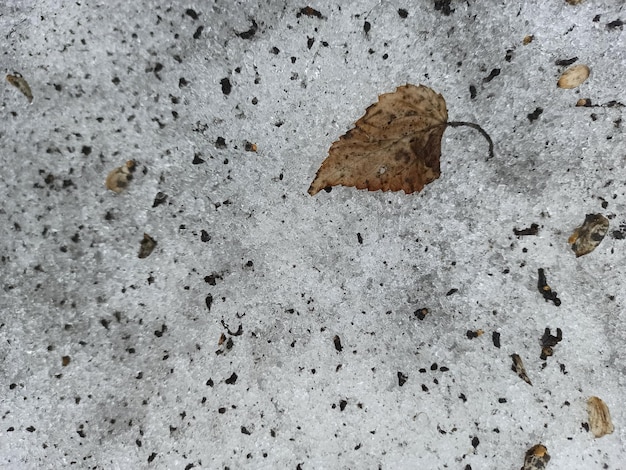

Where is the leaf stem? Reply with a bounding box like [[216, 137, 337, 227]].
[[446, 121, 494, 160]]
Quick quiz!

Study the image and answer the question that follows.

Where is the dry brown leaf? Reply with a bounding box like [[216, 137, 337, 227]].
[[308, 84, 448, 195]]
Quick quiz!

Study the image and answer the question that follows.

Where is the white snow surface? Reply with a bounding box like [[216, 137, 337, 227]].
[[0, 1, 625, 469]]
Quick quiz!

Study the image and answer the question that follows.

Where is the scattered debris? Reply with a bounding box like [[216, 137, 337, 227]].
[[606, 19, 623, 29], [397, 371, 408, 387], [215, 136, 227, 148], [557, 64, 590, 89], [106, 160, 136, 193], [527, 107, 543, 122], [220, 320, 243, 336], [152, 192, 168, 208], [612, 221, 626, 240], [540, 328, 563, 360], [483, 68, 501, 83], [522, 444, 550, 470], [575, 99, 624, 108], [587, 396, 614, 438], [514, 223, 539, 236], [221, 77, 232, 95], [235, 19, 257, 40], [138, 233, 157, 258], [568, 214, 609, 257], [192, 153, 205, 164], [511, 354, 532, 385], [466, 329, 484, 339], [555, 57, 578, 67], [6, 73, 33, 102], [216, 332, 234, 355], [492, 331, 501, 348], [297, 6, 324, 19], [537, 268, 561, 306], [414, 308, 429, 320]]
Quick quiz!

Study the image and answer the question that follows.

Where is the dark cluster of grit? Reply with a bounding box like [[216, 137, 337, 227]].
[[411, 216, 614, 468]]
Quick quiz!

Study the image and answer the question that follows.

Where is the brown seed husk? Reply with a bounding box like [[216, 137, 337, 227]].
[[106, 160, 136, 193], [587, 396, 614, 438], [557, 64, 590, 89]]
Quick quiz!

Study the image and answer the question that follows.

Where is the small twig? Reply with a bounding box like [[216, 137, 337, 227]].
[[447, 121, 494, 160]]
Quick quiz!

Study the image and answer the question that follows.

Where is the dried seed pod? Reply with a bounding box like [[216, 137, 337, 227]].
[[557, 64, 590, 89], [568, 213, 609, 257], [587, 396, 614, 438], [522, 444, 550, 470], [6, 73, 33, 102], [511, 354, 532, 385], [106, 160, 136, 193], [138, 233, 157, 258]]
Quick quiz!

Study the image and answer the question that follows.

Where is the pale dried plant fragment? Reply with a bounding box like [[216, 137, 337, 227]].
[[308, 84, 493, 196], [568, 213, 609, 257], [522, 444, 550, 470], [106, 160, 136, 193], [587, 396, 614, 438], [6, 73, 33, 103], [557, 64, 590, 89], [511, 354, 532, 385]]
